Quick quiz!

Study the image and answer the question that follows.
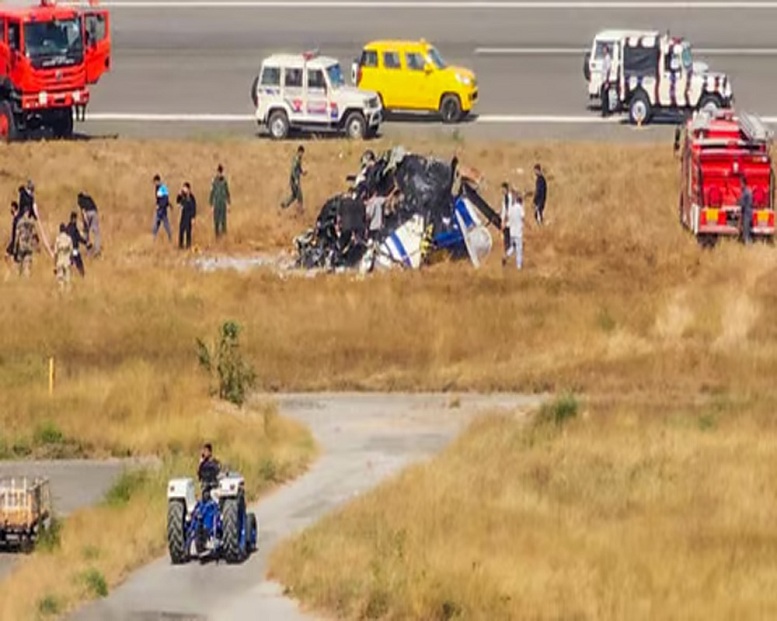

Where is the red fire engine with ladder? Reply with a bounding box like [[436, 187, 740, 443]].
[[679, 108, 775, 247], [0, 0, 110, 141]]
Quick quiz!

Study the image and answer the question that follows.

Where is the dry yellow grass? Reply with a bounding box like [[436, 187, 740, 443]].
[[1, 136, 776, 618], [270, 397, 777, 620], [1, 137, 774, 399]]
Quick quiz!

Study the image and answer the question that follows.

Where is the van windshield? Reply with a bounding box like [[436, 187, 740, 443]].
[[24, 18, 83, 60], [427, 47, 447, 70], [326, 63, 345, 88]]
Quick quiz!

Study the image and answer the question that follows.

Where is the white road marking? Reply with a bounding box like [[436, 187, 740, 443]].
[[84, 112, 777, 124], [476, 47, 777, 56], [62, 1, 777, 8]]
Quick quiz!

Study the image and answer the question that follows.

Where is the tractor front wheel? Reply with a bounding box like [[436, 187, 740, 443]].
[[167, 500, 189, 564], [222, 497, 246, 563]]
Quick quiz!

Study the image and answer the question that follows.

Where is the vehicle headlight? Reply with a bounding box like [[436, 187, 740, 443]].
[[456, 73, 472, 86]]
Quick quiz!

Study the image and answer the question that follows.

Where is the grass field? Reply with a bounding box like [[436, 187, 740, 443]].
[[1, 135, 776, 618], [270, 395, 777, 620]]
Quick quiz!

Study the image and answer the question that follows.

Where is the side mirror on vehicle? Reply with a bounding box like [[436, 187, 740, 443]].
[[424, 63, 433, 74]]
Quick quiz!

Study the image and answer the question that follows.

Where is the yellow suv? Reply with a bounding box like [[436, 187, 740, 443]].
[[352, 39, 478, 123]]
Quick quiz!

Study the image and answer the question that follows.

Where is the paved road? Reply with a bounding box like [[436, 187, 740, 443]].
[[0, 459, 144, 580], [69, 392, 541, 621], [79, 3, 777, 140]]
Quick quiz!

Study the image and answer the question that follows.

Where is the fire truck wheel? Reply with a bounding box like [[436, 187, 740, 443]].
[[53, 110, 74, 139], [0, 101, 17, 143], [268, 109, 289, 140], [629, 92, 652, 125]]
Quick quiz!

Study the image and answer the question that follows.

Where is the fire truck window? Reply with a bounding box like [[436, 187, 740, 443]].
[[284, 68, 302, 88], [260, 66, 280, 86], [307, 69, 325, 90], [8, 22, 19, 51], [85, 14, 106, 45], [24, 18, 82, 59]]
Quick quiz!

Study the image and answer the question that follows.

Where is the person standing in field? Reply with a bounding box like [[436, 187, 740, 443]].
[[5, 201, 19, 261], [65, 211, 88, 277], [54, 222, 73, 292], [280, 145, 306, 214], [739, 175, 754, 245], [532, 163, 547, 226], [501, 182, 525, 270], [13, 210, 38, 277], [176, 182, 197, 250], [77, 192, 101, 257], [152, 174, 173, 242], [209, 164, 231, 238]]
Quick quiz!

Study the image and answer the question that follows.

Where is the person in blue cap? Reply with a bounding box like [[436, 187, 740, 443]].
[[152, 174, 172, 242]]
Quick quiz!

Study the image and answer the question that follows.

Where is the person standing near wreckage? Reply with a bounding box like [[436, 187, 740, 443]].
[[281, 145, 306, 214], [501, 182, 524, 270], [209, 164, 231, 238]]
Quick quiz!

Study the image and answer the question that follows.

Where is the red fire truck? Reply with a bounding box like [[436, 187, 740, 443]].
[[0, 0, 110, 141], [679, 108, 775, 247]]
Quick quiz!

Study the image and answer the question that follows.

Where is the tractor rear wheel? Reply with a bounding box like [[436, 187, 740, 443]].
[[167, 500, 188, 564], [248, 512, 258, 551], [222, 497, 246, 563]]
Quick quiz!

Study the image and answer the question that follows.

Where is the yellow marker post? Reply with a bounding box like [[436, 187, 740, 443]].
[[48, 357, 54, 395]]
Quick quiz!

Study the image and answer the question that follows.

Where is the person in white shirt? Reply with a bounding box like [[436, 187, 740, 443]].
[[500, 182, 524, 269], [601, 44, 613, 117]]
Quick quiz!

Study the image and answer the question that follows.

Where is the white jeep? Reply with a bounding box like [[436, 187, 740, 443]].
[[251, 51, 383, 140]]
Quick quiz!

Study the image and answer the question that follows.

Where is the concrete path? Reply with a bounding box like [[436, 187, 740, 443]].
[[69, 392, 541, 621]]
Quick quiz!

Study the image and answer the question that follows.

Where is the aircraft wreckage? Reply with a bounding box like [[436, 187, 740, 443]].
[[293, 147, 503, 272]]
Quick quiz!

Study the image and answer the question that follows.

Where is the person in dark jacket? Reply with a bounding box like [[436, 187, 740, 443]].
[[197, 443, 221, 487], [532, 164, 547, 225], [176, 182, 197, 250], [65, 211, 88, 277], [5, 201, 19, 261], [739, 175, 754, 245], [77, 192, 101, 257]]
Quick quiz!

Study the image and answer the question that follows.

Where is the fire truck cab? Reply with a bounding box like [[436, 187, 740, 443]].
[[679, 108, 774, 246], [0, 0, 110, 141]]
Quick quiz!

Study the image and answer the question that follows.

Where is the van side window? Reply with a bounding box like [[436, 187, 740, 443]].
[[382, 51, 400, 69], [8, 20, 19, 51], [308, 69, 325, 90], [360, 50, 378, 68], [405, 52, 425, 71], [284, 68, 302, 88], [260, 66, 280, 86]]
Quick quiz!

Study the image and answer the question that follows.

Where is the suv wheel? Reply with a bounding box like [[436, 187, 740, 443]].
[[344, 111, 366, 139], [439, 94, 462, 124], [268, 110, 289, 140], [628, 91, 652, 125]]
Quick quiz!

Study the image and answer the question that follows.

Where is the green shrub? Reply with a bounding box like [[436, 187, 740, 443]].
[[537, 394, 579, 427], [37, 517, 62, 553], [33, 422, 64, 446], [80, 568, 108, 598], [36, 594, 61, 617], [103, 469, 148, 508], [196, 321, 257, 407]]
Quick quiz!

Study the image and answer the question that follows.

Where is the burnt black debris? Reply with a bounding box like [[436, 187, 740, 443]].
[[294, 147, 499, 271]]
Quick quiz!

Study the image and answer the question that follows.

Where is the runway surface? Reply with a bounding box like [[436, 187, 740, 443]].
[[81, 2, 777, 140]]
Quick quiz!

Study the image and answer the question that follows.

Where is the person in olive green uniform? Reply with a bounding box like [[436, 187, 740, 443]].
[[280, 145, 306, 214], [209, 164, 231, 238]]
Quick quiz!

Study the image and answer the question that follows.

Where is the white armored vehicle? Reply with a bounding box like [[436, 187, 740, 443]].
[[584, 29, 734, 124]]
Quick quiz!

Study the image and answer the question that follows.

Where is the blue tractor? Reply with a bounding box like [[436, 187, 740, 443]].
[[166, 471, 258, 564]]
